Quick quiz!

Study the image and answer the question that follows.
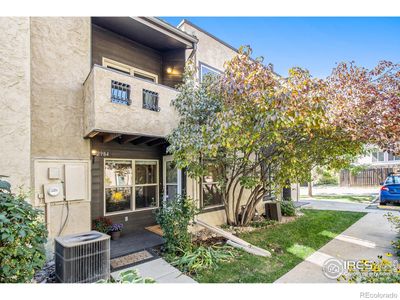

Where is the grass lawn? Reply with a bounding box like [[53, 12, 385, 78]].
[[194, 209, 366, 283], [300, 194, 374, 203]]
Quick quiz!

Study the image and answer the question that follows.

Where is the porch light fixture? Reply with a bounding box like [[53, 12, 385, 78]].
[[91, 149, 98, 164], [166, 67, 173, 74]]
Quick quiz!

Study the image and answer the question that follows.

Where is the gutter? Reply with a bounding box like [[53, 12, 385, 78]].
[[147, 17, 198, 44]]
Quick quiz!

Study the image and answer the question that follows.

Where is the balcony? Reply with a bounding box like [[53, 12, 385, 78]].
[[83, 65, 180, 138]]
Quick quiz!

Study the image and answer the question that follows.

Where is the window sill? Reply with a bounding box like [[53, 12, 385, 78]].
[[104, 206, 158, 216]]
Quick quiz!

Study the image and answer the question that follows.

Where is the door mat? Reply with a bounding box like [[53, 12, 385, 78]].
[[145, 225, 163, 236], [110, 250, 155, 271]]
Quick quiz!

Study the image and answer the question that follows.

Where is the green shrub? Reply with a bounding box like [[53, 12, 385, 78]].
[[98, 269, 155, 283], [280, 201, 296, 216], [0, 180, 47, 283], [169, 245, 237, 274], [316, 169, 338, 185], [155, 195, 198, 254]]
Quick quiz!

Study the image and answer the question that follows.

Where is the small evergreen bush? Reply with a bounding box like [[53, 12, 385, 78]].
[[155, 195, 198, 254], [280, 201, 296, 216], [0, 178, 47, 283]]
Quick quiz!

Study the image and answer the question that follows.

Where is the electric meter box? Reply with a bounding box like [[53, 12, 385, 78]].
[[43, 183, 64, 203]]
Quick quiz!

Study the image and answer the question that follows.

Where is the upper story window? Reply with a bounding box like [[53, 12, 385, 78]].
[[372, 151, 385, 162], [103, 57, 158, 83], [388, 152, 400, 161], [199, 62, 222, 83], [143, 89, 160, 112], [372, 151, 400, 163], [111, 80, 131, 105]]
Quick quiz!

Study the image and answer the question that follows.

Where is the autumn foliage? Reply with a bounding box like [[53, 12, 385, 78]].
[[327, 61, 400, 154], [168, 46, 398, 225]]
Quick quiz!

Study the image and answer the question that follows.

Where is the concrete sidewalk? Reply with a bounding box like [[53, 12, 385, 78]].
[[275, 211, 398, 283], [302, 199, 373, 213], [111, 258, 197, 283], [302, 199, 400, 213]]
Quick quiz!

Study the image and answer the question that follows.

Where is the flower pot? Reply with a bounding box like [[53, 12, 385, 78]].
[[110, 231, 121, 240]]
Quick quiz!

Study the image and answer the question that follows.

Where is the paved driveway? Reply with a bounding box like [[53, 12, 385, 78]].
[[276, 200, 399, 283]]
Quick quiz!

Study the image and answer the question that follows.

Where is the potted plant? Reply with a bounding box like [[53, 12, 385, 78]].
[[92, 217, 112, 234], [109, 223, 123, 240]]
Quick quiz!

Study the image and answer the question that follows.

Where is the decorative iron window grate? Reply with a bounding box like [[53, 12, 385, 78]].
[[142, 89, 160, 112], [111, 80, 131, 105]]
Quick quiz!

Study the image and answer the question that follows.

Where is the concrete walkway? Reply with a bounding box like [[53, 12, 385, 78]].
[[276, 200, 399, 283], [303, 199, 400, 213], [300, 185, 380, 197], [302, 199, 375, 213], [111, 258, 197, 283]]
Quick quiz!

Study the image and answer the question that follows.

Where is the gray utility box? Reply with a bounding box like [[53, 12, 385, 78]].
[[55, 231, 110, 283], [264, 201, 282, 222]]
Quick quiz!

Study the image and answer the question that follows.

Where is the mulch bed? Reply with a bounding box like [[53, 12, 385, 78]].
[[193, 236, 227, 247]]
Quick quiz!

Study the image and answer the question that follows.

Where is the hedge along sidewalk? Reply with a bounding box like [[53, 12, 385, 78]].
[[275, 212, 397, 283], [192, 209, 366, 283]]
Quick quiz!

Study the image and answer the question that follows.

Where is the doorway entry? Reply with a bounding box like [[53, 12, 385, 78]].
[[162, 155, 182, 202]]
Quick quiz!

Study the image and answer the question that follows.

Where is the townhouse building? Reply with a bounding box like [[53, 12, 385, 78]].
[[0, 17, 240, 242]]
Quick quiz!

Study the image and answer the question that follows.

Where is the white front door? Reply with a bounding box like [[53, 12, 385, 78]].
[[162, 156, 182, 202]]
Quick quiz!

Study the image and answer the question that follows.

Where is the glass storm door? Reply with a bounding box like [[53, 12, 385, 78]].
[[163, 156, 182, 202]]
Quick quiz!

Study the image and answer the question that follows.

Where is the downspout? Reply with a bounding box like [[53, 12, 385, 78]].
[[187, 41, 197, 61]]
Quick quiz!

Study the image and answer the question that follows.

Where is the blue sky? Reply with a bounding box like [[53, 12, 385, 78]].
[[161, 17, 400, 78]]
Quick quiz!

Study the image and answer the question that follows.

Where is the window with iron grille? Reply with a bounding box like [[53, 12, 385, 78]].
[[111, 80, 131, 105], [142, 89, 160, 112]]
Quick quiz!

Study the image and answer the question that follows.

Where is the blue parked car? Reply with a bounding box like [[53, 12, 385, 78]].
[[379, 172, 400, 205]]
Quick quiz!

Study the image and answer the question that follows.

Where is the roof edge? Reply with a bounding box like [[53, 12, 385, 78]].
[[177, 18, 281, 77], [148, 17, 198, 44], [178, 19, 239, 54]]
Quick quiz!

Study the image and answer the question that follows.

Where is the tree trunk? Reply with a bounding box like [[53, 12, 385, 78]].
[[282, 179, 291, 201], [308, 182, 313, 197]]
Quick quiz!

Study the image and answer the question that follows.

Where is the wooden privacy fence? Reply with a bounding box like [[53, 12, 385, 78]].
[[340, 166, 400, 187]]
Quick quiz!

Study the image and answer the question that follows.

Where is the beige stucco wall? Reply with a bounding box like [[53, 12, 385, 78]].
[[179, 22, 238, 72], [0, 17, 31, 190], [84, 65, 179, 137], [30, 18, 92, 239], [30, 17, 91, 160]]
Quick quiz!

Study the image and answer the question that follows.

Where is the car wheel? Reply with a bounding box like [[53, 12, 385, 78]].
[[380, 201, 387, 206]]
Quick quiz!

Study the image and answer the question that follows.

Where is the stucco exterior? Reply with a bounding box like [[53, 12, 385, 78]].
[[30, 17, 91, 160], [179, 21, 267, 226], [29, 17, 92, 238], [0, 17, 31, 189], [0, 17, 270, 243], [83, 65, 179, 138], [179, 21, 238, 72]]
